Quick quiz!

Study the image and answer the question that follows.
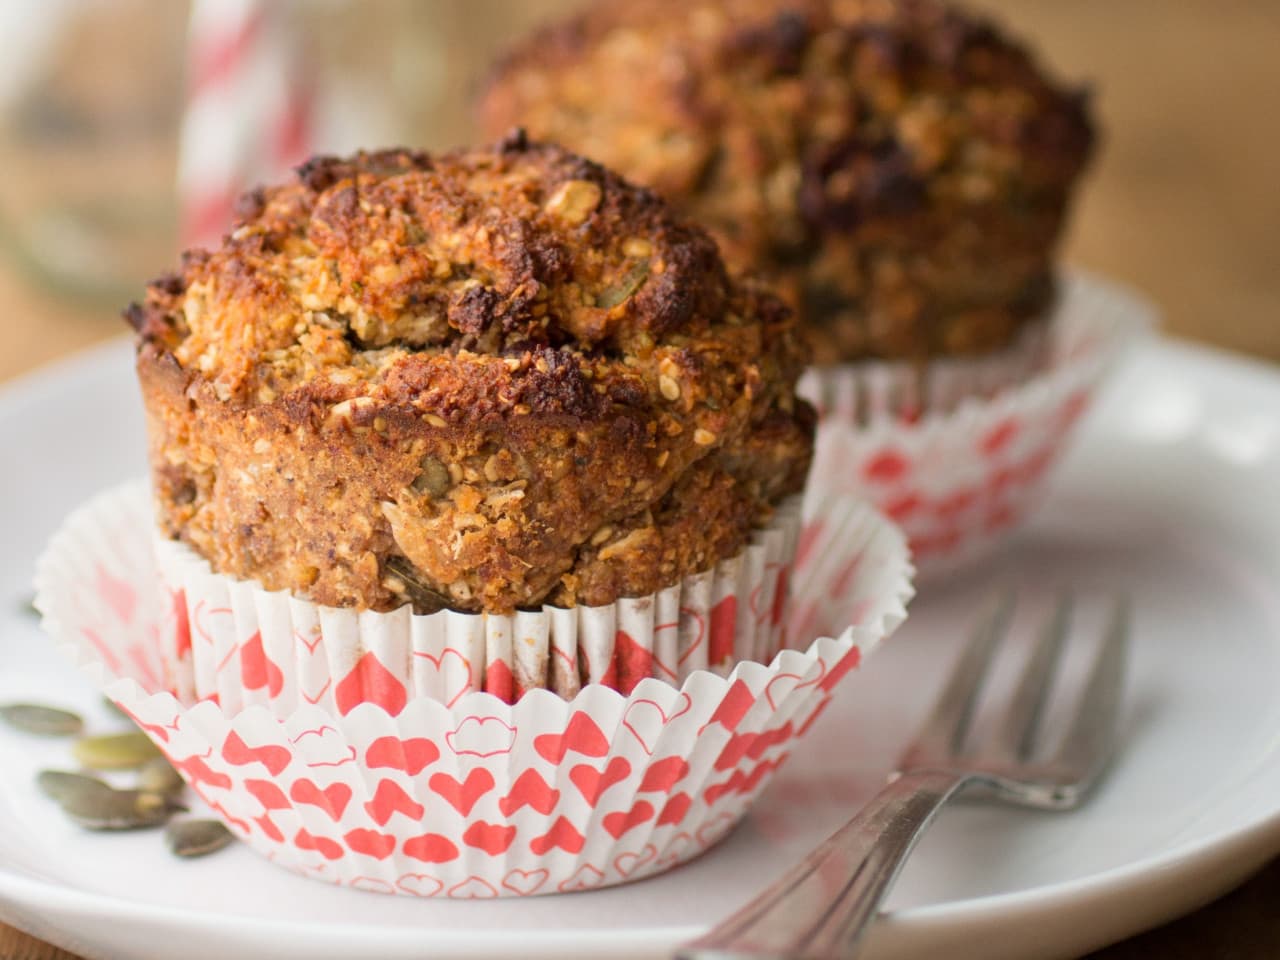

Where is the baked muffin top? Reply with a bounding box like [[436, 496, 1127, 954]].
[[130, 136, 812, 613], [480, 0, 1095, 363]]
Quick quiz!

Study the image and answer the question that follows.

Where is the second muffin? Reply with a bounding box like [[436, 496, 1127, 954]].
[[129, 134, 814, 620]]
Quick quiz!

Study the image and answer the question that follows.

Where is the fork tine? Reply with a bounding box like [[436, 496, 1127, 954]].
[[901, 588, 1016, 768], [993, 592, 1072, 762], [1054, 596, 1130, 787]]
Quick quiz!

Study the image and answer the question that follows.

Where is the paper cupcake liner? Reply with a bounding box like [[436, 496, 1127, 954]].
[[800, 272, 1156, 579], [151, 497, 803, 717], [35, 483, 912, 896], [800, 315, 1052, 425]]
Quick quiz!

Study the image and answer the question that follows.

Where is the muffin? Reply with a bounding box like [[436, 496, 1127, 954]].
[[129, 135, 812, 616], [479, 0, 1095, 370], [127, 134, 819, 701]]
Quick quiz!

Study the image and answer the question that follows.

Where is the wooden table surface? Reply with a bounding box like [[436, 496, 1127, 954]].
[[1, 0, 1277, 957]]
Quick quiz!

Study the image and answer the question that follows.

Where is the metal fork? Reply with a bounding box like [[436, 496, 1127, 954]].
[[678, 591, 1130, 960]]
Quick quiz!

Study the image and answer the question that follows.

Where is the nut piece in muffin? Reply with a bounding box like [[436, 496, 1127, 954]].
[[128, 134, 814, 616], [480, 0, 1095, 366]]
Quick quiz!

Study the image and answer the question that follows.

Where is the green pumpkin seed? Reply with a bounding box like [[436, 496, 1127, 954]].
[[137, 757, 185, 798], [166, 819, 234, 858], [411, 455, 453, 497], [72, 731, 162, 770], [596, 260, 650, 309], [36, 769, 110, 805], [61, 786, 182, 831], [0, 703, 85, 736]]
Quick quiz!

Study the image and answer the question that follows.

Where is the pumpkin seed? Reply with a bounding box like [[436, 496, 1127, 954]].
[[137, 757, 185, 798], [0, 703, 84, 736], [72, 731, 162, 770], [60, 786, 182, 831], [384, 556, 451, 614], [411, 455, 452, 497], [36, 769, 110, 805], [166, 819, 234, 858], [596, 260, 650, 309]]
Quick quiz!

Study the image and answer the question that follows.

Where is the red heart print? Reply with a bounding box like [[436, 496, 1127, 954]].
[[365, 736, 440, 776], [715, 724, 793, 771], [462, 821, 517, 855], [862, 448, 911, 484], [529, 817, 585, 855], [819, 647, 861, 693], [676, 607, 704, 668], [445, 716, 517, 758], [657, 832, 692, 868], [557, 864, 604, 893], [656, 792, 692, 826], [638, 756, 689, 793], [447, 877, 497, 899], [622, 694, 693, 755], [501, 868, 549, 897], [222, 731, 291, 775], [411, 648, 472, 708], [402, 833, 460, 864], [349, 877, 395, 895], [396, 874, 444, 898], [613, 630, 654, 695], [498, 768, 560, 817], [95, 564, 137, 625], [614, 844, 657, 878], [884, 492, 923, 523], [289, 779, 352, 821], [485, 658, 515, 704], [533, 712, 609, 763], [793, 521, 823, 572], [239, 631, 284, 698], [429, 769, 495, 817], [253, 813, 283, 843], [294, 828, 344, 861], [708, 597, 737, 667], [569, 757, 631, 805], [981, 417, 1021, 457], [172, 753, 232, 790], [795, 696, 834, 737], [344, 828, 397, 860], [602, 800, 655, 839], [364, 778, 426, 826], [169, 587, 191, 660], [765, 659, 826, 711], [333, 652, 408, 717], [244, 778, 291, 810], [704, 755, 787, 806], [701, 680, 756, 734]]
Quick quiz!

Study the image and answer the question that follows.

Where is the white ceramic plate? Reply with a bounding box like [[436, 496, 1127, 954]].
[[1, 330, 1280, 960]]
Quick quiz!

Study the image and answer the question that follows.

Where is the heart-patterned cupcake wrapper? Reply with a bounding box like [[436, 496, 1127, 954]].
[[35, 483, 912, 896], [800, 272, 1156, 580], [151, 496, 803, 716]]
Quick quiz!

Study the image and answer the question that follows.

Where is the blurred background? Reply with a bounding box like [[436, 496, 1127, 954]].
[[0, 0, 1275, 382]]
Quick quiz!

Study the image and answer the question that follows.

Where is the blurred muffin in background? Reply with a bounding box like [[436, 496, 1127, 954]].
[[480, 0, 1095, 371]]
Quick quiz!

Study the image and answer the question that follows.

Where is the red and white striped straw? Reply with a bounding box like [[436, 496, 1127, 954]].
[[178, 0, 313, 251]]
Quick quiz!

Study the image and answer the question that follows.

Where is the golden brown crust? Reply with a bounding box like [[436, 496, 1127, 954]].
[[130, 138, 813, 614], [480, 0, 1095, 365]]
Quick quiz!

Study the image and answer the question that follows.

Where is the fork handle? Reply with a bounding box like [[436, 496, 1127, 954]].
[[677, 769, 970, 960]]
